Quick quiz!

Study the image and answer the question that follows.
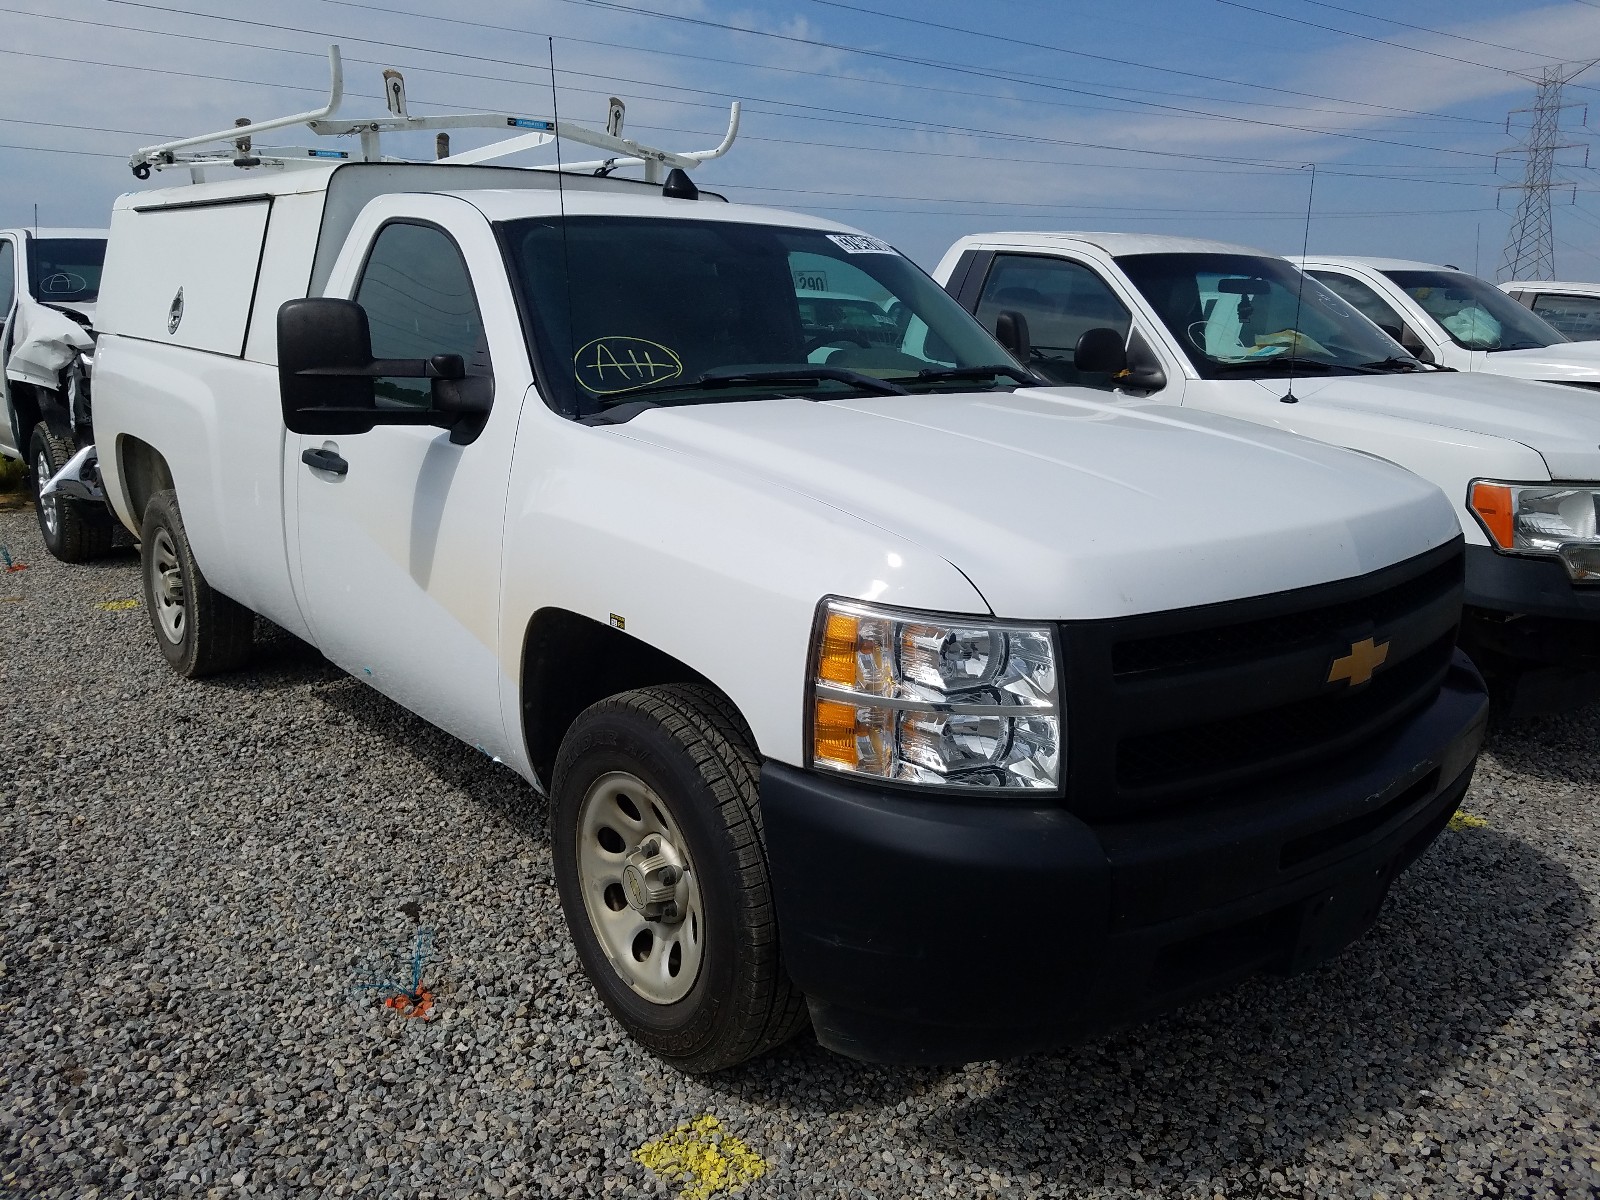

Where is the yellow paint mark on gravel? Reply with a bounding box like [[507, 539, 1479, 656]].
[[632, 1115, 767, 1199], [96, 599, 141, 611], [1449, 811, 1489, 831]]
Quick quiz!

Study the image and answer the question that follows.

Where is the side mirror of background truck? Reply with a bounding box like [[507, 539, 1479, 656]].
[[277, 297, 493, 443]]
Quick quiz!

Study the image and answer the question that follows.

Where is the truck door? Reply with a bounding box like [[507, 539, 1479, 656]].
[[289, 218, 521, 761], [0, 236, 18, 457], [957, 251, 1179, 398]]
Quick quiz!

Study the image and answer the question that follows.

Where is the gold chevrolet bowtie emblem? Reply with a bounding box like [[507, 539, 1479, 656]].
[[1327, 636, 1390, 687]]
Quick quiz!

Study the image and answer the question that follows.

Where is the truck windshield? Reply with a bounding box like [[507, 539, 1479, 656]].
[[500, 216, 1020, 415], [1382, 268, 1566, 351], [1117, 252, 1415, 379], [27, 238, 106, 304]]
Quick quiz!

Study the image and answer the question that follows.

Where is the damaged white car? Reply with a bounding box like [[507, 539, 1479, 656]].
[[0, 227, 115, 561]]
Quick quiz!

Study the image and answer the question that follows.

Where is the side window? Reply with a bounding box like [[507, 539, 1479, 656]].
[[1531, 293, 1600, 340], [354, 222, 489, 408], [0, 240, 15, 315], [974, 254, 1131, 388], [1307, 270, 1413, 342]]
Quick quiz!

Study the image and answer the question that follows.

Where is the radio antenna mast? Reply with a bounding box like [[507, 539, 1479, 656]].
[[1282, 163, 1315, 406], [549, 38, 579, 416]]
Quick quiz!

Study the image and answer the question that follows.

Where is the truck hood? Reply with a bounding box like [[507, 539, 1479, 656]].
[[611, 388, 1459, 620], [1478, 341, 1600, 383], [1249, 370, 1600, 480]]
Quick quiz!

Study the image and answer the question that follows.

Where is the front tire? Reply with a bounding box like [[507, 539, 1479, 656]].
[[551, 684, 807, 1073], [139, 489, 254, 677], [29, 421, 113, 563]]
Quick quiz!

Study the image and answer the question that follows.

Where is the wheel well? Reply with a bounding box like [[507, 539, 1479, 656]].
[[117, 436, 174, 530], [8, 382, 44, 451], [520, 608, 718, 787]]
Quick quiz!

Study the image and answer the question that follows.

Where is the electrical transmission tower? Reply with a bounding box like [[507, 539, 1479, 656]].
[[1497, 61, 1594, 282]]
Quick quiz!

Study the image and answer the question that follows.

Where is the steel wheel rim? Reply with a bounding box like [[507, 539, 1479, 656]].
[[576, 770, 705, 1005], [35, 449, 59, 538], [149, 527, 186, 644]]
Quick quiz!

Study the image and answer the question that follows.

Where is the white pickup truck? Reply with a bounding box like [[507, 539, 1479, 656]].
[[0, 226, 114, 560], [1300, 255, 1600, 387], [937, 233, 1600, 701], [90, 109, 1489, 1070]]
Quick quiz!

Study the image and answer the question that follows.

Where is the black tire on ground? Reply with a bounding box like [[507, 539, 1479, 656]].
[[29, 421, 114, 563], [550, 683, 808, 1073], [138, 488, 254, 678]]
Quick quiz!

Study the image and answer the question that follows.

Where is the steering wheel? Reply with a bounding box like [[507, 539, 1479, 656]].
[[40, 272, 88, 294], [803, 331, 873, 354]]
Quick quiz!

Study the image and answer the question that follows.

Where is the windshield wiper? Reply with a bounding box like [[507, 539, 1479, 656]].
[[596, 365, 909, 408], [1210, 357, 1336, 375], [1356, 356, 1426, 372], [895, 364, 1043, 387]]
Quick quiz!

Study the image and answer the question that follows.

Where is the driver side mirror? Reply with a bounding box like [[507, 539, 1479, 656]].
[[277, 298, 493, 441], [994, 309, 1031, 363]]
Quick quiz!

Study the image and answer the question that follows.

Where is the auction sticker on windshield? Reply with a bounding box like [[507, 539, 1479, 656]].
[[827, 233, 897, 255]]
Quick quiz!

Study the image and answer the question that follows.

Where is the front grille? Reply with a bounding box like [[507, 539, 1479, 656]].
[[1059, 539, 1464, 816]]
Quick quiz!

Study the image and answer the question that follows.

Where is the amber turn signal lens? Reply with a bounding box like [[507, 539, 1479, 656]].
[[817, 611, 859, 686], [813, 698, 862, 767], [1470, 482, 1514, 549]]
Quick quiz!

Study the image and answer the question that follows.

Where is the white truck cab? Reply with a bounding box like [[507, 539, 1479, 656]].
[[1499, 279, 1600, 342], [937, 233, 1600, 698], [90, 69, 1487, 1071], [0, 225, 113, 560], [1300, 255, 1600, 387]]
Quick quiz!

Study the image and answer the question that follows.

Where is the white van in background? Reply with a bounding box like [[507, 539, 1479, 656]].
[[1499, 280, 1600, 342]]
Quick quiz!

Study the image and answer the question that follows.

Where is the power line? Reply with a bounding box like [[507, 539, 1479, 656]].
[[1214, 0, 1540, 77], [308, 0, 1488, 128], [762, 0, 1506, 123], [7, 5, 1498, 166], [1289, 0, 1565, 61], [80, 0, 1501, 157]]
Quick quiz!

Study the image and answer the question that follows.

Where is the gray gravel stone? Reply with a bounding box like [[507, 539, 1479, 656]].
[[1, 508, 1597, 1198]]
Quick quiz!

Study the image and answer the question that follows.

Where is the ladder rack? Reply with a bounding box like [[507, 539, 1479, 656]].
[[128, 45, 740, 185]]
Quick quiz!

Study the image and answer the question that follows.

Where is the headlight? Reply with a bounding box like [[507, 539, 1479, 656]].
[[807, 598, 1061, 790], [1469, 481, 1600, 582]]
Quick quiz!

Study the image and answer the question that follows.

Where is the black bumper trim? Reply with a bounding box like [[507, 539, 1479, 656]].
[[1465, 542, 1600, 621], [760, 653, 1488, 1065]]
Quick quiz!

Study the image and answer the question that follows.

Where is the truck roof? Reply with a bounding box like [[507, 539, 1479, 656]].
[[453, 186, 857, 232], [1301, 255, 1444, 271], [1, 227, 107, 240], [953, 231, 1274, 258], [1499, 279, 1600, 295]]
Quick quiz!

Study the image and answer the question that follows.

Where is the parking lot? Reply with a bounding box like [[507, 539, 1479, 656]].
[[1, 506, 1595, 1199]]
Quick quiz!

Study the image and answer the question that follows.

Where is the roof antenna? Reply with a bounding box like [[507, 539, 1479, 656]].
[[1282, 162, 1316, 405], [549, 37, 579, 417]]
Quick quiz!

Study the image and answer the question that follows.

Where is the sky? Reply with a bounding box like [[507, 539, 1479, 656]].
[[6, 0, 1600, 277]]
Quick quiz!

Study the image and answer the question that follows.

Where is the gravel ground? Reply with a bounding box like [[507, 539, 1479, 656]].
[[2, 506, 1597, 1199]]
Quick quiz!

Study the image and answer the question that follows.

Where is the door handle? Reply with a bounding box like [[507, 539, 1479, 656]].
[[301, 447, 348, 476]]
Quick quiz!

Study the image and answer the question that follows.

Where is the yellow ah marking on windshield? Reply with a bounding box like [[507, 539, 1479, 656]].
[[575, 336, 684, 394], [632, 1115, 767, 1199]]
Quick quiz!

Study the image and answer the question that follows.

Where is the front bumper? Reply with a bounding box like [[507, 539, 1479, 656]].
[[1464, 543, 1600, 664], [761, 652, 1488, 1065]]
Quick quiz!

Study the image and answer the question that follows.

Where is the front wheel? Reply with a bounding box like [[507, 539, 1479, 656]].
[[550, 684, 807, 1073], [29, 422, 113, 563], [139, 489, 254, 678]]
